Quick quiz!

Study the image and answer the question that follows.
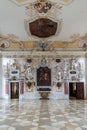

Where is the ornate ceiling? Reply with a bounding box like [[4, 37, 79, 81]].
[[0, 0, 87, 50]]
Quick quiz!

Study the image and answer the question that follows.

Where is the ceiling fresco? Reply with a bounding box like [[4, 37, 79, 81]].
[[29, 18, 57, 38]]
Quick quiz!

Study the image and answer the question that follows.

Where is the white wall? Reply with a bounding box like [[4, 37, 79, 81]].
[[0, 55, 2, 98]]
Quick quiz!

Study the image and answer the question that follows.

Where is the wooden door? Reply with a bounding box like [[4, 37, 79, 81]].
[[69, 83, 76, 99], [10, 82, 19, 99], [76, 82, 84, 99]]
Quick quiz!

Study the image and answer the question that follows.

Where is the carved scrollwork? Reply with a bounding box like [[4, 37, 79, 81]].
[[0, 40, 9, 48]]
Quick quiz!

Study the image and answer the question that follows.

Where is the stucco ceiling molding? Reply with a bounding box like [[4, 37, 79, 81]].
[[25, 0, 63, 20], [1, 49, 85, 59], [9, 0, 34, 6], [0, 39, 10, 49], [0, 34, 24, 50], [78, 40, 87, 49], [25, 0, 57, 16], [9, 0, 74, 7], [60, 0, 75, 5], [70, 33, 87, 48]]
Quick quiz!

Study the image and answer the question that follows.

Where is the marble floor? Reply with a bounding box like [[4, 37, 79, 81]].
[[0, 99, 87, 130]]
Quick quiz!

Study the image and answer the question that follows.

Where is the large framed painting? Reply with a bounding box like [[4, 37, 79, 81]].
[[37, 67, 51, 86], [29, 18, 57, 38]]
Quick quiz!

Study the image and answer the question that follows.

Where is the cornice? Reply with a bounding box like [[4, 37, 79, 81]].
[[1, 50, 85, 58]]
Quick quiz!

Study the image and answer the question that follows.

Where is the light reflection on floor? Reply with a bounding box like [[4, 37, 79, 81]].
[[0, 99, 87, 130]]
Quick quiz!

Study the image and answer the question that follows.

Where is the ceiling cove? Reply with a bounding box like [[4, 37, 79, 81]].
[[9, 0, 74, 6]]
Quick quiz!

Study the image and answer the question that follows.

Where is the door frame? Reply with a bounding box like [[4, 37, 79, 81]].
[[69, 82, 84, 99], [10, 82, 19, 99]]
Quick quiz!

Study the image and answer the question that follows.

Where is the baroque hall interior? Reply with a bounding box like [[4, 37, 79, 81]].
[[0, 0, 87, 130]]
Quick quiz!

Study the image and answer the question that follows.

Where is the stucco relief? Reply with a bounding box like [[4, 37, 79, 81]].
[[24, 0, 63, 40], [25, 0, 61, 17], [0, 34, 24, 50], [52, 58, 84, 84], [9, 0, 74, 7], [0, 40, 10, 49], [2, 55, 84, 94]]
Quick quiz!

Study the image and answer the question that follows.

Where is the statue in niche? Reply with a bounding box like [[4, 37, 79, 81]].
[[52, 82, 56, 91], [56, 72, 62, 80], [70, 59, 78, 70], [25, 66, 34, 81], [64, 71, 68, 79], [25, 65, 35, 92], [77, 62, 83, 79], [41, 57, 47, 67], [6, 59, 20, 78], [11, 59, 20, 70], [77, 62, 82, 71], [70, 59, 82, 72], [55, 65, 62, 80]]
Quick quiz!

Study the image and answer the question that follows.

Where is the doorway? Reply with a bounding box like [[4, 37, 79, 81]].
[[69, 83, 76, 99], [10, 82, 19, 99], [69, 82, 84, 99]]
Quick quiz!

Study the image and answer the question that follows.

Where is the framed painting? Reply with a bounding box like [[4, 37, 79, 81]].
[[37, 67, 51, 86]]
